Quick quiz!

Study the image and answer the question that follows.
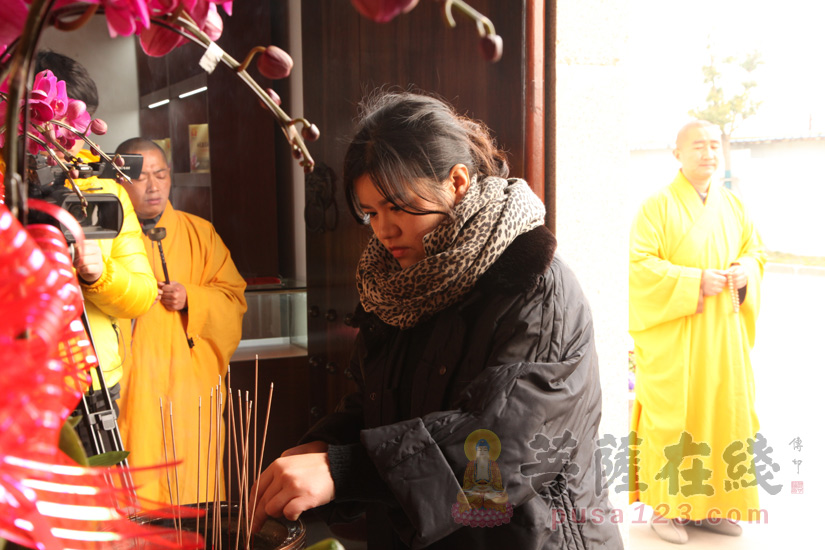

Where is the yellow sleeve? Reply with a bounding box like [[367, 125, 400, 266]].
[[731, 196, 765, 344], [182, 221, 247, 367], [81, 178, 156, 319], [629, 195, 702, 332]]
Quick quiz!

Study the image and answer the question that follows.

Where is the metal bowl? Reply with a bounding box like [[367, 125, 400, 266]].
[[134, 501, 306, 549]]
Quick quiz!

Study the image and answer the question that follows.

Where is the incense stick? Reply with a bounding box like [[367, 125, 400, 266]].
[[253, 355, 259, 512], [234, 390, 247, 550], [213, 384, 222, 550], [227, 366, 233, 541], [196, 396, 201, 541], [216, 385, 223, 550], [169, 400, 182, 544], [204, 389, 213, 546], [243, 400, 253, 549], [230, 389, 244, 543], [159, 398, 178, 535], [248, 382, 274, 543]]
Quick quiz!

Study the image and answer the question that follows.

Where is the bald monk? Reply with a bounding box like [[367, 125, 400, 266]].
[[114, 137, 246, 505], [628, 121, 765, 544]]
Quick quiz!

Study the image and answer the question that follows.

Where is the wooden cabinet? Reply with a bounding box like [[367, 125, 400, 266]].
[[135, 3, 289, 280], [135, 0, 550, 488]]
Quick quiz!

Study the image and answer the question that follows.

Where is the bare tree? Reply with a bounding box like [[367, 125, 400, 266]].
[[689, 48, 763, 188]]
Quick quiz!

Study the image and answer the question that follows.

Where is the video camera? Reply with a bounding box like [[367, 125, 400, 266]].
[[26, 153, 143, 243]]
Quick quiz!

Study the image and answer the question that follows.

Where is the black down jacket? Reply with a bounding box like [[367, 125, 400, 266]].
[[304, 226, 623, 550]]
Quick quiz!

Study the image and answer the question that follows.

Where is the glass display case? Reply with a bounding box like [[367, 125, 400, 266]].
[[231, 282, 307, 362]]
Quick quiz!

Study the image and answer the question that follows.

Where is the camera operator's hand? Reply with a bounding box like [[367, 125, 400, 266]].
[[158, 281, 188, 312], [73, 241, 104, 284]]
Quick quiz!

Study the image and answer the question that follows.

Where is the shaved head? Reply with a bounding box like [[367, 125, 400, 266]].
[[116, 137, 168, 161], [672, 121, 722, 190], [675, 120, 720, 150], [115, 137, 171, 218]]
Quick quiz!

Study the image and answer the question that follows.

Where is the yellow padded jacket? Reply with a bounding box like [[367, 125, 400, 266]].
[[74, 151, 156, 390]]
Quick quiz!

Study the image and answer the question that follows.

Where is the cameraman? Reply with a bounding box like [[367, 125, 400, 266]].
[[35, 51, 157, 453]]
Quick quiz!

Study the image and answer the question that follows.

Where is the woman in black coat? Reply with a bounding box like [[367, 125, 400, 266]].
[[252, 91, 623, 550]]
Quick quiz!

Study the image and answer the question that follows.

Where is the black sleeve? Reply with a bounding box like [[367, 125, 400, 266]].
[[328, 443, 396, 505]]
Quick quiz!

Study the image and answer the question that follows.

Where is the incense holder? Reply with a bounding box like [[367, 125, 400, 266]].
[[138, 501, 306, 549]]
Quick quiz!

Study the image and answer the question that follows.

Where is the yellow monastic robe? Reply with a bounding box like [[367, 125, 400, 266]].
[[118, 203, 246, 505], [628, 171, 765, 521]]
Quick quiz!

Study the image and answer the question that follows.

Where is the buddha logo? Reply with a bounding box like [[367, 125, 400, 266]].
[[451, 429, 514, 527]]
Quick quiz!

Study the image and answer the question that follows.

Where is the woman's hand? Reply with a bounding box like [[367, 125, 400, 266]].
[[250, 442, 332, 533]]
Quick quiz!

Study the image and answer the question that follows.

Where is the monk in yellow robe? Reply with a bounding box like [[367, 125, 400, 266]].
[[115, 138, 246, 505], [629, 121, 765, 544]]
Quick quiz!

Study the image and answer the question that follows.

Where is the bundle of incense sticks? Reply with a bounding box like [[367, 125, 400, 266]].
[[158, 356, 273, 549]]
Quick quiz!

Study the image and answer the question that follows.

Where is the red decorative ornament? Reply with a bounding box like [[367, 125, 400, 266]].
[[0, 202, 204, 549]]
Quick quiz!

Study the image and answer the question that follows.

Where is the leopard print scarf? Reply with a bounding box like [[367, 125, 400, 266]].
[[356, 176, 546, 329]]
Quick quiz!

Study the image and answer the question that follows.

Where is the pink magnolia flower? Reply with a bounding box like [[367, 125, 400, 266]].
[[140, 0, 209, 57], [27, 70, 67, 126], [0, 0, 29, 56], [350, 0, 420, 23], [212, 0, 232, 16], [203, 3, 223, 41], [100, 0, 152, 38], [0, 70, 76, 153], [56, 99, 91, 150], [51, 0, 154, 38]]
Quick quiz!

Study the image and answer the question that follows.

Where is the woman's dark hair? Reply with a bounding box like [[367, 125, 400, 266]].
[[343, 91, 509, 223]]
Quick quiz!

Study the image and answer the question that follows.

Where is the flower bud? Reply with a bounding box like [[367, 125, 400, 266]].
[[258, 88, 282, 112], [301, 123, 320, 142], [90, 119, 108, 135], [257, 46, 293, 80], [266, 88, 282, 106], [479, 34, 503, 63]]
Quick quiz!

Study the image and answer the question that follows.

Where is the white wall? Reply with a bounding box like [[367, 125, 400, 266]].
[[556, 0, 631, 543], [39, 15, 140, 153]]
